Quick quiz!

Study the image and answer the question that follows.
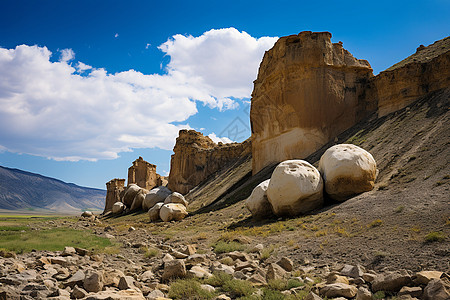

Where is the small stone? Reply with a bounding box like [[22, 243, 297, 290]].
[[356, 286, 372, 300], [304, 292, 322, 300], [201, 284, 215, 293], [64, 270, 85, 288], [266, 263, 287, 281], [118, 275, 135, 290], [182, 245, 197, 255], [147, 289, 165, 300], [277, 256, 294, 272], [188, 266, 212, 279], [320, 283, 358, 298], [372, 270, 411, 292], [71, 286, 88, 299], [415, 270, 443, 285], [83, 269, 104, 293], [398, 286, 422, 298], [423, 279, 450, 300], [340, 264, 365, 278], [162, 259, 186, 281], [62, 246, 76, 256]]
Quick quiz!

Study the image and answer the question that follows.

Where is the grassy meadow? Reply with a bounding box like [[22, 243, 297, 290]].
[[0, 214, 112, 254]]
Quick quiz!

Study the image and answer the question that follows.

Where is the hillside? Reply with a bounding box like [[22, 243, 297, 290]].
[[0, 166, 105, 213]]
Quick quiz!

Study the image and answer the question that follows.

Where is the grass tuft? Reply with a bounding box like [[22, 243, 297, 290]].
[[424, 231, 446, 243], [168, 278, 215, 300]]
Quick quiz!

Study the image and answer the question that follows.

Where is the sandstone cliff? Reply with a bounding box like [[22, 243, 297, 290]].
[[250, 31, 374, 174], [103, 178, 125, 213], [128, 156, 159, 191], [168, 130, 251, 194], [367, 36, 450, 116]]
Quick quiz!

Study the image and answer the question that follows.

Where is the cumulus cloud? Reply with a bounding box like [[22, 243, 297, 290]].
[[59, 48, 75, 62], [0, 28, 277, 161], [208, 133, 234, 144]]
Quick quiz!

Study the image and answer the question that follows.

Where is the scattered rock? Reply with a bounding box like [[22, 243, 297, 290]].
[[415, 270, 443, 285], [81, 211, 93, 218], [83, 269, 104, 293], [112, 202, 125, 214], [320, 283, 358, 298], [143, 186, 172, 210], [148, 203, 164, 222], [423, 279, 450, 300], [277, 256, 294, 272], [164, 192, 189, 207], [162, 259, 186, 281]]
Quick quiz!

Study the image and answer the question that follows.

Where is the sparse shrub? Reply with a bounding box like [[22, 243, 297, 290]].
[[222, 278, 255, 297], [373, 291, 386, 299], [315, 230, 327, 237], [268, 279, 287, 291], [368, 219, 383, 228], [219, 257, 233, 266], [424, 231, 446, 243], [212, 241, 245, 254], [394, 206, 405, 213], [287, 278, 304, 289], [261, 288, 285, 300], [204, 272, 233, 287], [168, 278, 215, 300], [260, 245, 276, 260]]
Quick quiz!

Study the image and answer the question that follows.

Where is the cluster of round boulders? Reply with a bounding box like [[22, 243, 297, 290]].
[[110, 185, 189, 223], [246, 144, 377, 217]]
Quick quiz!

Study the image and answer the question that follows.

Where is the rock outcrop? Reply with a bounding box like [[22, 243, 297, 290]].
[[250, 31, 374, 174], [128, 157, 159, 191], [266, 160, 323, 216], [368, 36, 450, 117], [319, 144, 377, 201], [168, 130, 251, 194], [103, 179, 125, 213]]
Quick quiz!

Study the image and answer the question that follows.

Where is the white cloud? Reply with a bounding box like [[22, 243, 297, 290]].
[[59, 48, 75, 62], [159, 28, 277, 108], [0, 28, 277, 161], [208, 133, 234, 144], [146, 43, 151, 49], [114, 33, 119, 38]]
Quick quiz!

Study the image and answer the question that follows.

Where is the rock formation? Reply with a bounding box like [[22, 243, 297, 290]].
[[319, 144, 377, 201], [369, 36, 450, 117], [128, 156, 159, 191], [250, 31, 374, 174], [103, 179, 125, 213], [266, 160, 323, 216], [168, 130, 251, 194], [250, 32, 449, 174]]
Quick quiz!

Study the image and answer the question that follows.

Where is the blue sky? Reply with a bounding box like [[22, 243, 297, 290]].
[[0, 0, 449, 189]]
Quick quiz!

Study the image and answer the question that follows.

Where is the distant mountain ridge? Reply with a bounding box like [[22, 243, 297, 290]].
[[0, 166, 105, 213]]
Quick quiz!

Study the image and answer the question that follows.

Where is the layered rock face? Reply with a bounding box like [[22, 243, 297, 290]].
[[168, 130, 251, 194], [367, 36, 450, 117], [250, 31, 374, 174], [103, 179, 125, 213], [128, 156, 159, 190]]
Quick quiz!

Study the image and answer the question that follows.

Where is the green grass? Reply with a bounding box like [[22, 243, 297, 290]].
[[212, 240, 245, 254], [168, 279, 215, 300], [424, 231, 446, 243], [222, 278, 255, 297], [0, 227, 112, 253]]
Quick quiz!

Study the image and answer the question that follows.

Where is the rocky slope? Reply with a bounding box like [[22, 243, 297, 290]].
[[168, 130, 251, 195], [0, 166, 105, 213]]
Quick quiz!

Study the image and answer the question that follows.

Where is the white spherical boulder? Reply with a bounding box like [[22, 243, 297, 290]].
[[112, 202, 125, 214], [164, 192, 188, 207], [267, 160, 323, 216], [122, 184, 141, 206], [159, 203, 188, 222], [245, 179, 273, 218], [318, 144, 377, 201], [142, 186, 172, 210]]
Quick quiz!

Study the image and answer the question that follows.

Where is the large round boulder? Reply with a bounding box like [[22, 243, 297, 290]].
[[130, 188, 149, 211], [112, 202, 125, 214], [148, 203, 164, 222], [122, 184, 141, 206], [246, 179, 273, 218], [267, 160, 323, 216], [159, 203, 188, 222], [164, 192, 188, 207], [318, 144, 377, 201], [142, 186, 172, 210]]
